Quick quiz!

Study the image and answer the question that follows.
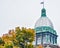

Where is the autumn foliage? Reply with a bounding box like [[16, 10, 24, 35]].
[[38, 45, 43, 48], [0, 27, 35, 48]]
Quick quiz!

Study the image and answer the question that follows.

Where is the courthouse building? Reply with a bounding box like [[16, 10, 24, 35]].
[[34, 1, 60, 48]]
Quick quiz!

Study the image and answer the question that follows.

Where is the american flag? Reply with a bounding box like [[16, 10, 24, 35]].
[[41, 2, 44, 4]]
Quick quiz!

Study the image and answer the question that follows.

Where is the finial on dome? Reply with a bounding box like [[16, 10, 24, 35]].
[[41, 0, 44, 8], [41, 8, 46, 17], [41, 0, 46, 17]]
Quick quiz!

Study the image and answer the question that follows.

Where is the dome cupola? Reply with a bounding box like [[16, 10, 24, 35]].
[[35, 8, 53, 29], [41, 8, 46, 17], [35, 1, 58, 45], [34, 8, 57, 35]]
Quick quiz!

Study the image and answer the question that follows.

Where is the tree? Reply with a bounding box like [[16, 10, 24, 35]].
[[4, 41, 13, 48], [0, 37, 5, 46], [0, 26, 35, 48], [15, 27, 35, 48], [28, 43, 34, 48], [38, 45, 43, 48]]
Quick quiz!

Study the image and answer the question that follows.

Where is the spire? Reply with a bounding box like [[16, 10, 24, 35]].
[[41, 0, 46, 17]]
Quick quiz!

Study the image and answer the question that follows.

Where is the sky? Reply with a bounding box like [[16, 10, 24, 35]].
[[0, 0, 60, 45]]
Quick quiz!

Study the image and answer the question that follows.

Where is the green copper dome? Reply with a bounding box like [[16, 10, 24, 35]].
[[34, 8, 57, 35], [35, 26, 57, 35], [35, 8, 53, 28]]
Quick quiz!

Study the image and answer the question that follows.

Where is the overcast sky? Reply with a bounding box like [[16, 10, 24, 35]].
[[0, 0, 60, 45]]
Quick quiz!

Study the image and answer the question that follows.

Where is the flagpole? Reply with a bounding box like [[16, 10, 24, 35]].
[[43, 0, 44, 8], [41, 0, 44, 8]]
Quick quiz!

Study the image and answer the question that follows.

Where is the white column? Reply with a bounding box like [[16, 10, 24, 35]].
[[37, 36, 42, 45], [43, 35, 46, 44], [46, 34, 50, 44]]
